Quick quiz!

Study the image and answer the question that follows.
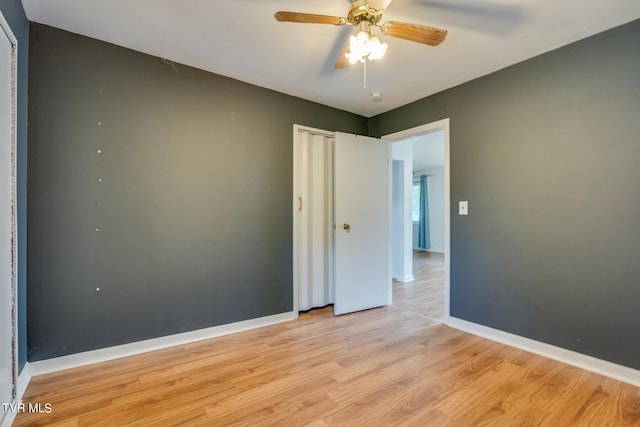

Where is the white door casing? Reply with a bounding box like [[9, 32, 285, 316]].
[[382, 118, 451, 321], [0, 10, 18, 424], [334, 132, 391, 315]]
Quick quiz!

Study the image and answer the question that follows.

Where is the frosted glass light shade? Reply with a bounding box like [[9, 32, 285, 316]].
[[345, 31, 387, 64]]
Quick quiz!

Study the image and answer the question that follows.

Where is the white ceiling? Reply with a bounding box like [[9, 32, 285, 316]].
[[412, 130, 445, 171], [21, 0, 640, 117]]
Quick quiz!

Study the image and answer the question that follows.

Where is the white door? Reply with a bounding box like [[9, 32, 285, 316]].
[[334, 132, 391, 315], [293, 128, 335, 311], [0, 15, 16, 419]]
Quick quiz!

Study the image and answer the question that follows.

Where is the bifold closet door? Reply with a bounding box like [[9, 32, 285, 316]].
[[295, 130, 334, 311]]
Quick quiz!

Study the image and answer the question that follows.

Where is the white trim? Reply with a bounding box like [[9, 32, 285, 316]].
[[293, 124, 335, 138], [0, 408, 15, 427], [393, 274, 415, 282], [386, 138, 393, 306], [0, 366, 28, 427], [413, 248, 445, 254], [29, 311, 296, 376], [448, 317, 640, 388], [0, 11, 18, 46], [383, 118, 451, 322], [0, 13, 18, 427], [15, 363, 29, 401]]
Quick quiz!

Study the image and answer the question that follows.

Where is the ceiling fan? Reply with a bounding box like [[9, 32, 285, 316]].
[[275, 0, 447, 69]]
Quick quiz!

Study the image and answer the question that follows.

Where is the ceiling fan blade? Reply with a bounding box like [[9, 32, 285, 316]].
[[275, 11, 346, 26], [381, 21, 447, 46], [334, 39, 352, 69], [368, 0, 394, 11]]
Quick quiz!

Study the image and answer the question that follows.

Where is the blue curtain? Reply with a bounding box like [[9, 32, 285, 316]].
[[418, 175, 431, 249]]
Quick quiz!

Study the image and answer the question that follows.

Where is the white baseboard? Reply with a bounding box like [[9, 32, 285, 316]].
[[0, 409, 13, 427], [448, 317, 640, 388], [393, 274, 415, 282], [29, 311, 297, 376], [0, 363, 31, 427], [415, 248, 445, 253], [16, 363, 30, 400]]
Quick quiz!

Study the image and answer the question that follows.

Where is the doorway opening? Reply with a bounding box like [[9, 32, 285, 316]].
[[292, 120, 449, 322], [292, 125, 392, 317], [384, 119, 451, 322]]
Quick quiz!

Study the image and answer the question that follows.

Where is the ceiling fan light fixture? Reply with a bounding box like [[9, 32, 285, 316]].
[[346, 31, 388, 64], [368, 36, 388, 60], [346, 31, 369, 63], [274, 0, 448, 71]]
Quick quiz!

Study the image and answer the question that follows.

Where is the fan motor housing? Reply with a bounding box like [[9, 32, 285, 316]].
[[348, 0, 383, 26]]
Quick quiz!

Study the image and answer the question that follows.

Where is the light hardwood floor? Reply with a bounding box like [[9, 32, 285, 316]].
[[394, 250, 445, 323], [15, 253, 640, 426]]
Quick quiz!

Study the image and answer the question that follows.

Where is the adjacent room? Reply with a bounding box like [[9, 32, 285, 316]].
[[392, 129, 447, 322], [1, 0, 640, 425]]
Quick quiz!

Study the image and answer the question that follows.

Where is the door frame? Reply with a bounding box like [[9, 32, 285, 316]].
[[292, 125, 392, 316], [382, 118, 451, 321], [0, 8, 19, 416]]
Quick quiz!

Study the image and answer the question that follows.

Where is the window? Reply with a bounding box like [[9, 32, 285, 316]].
[[412, 182, 421, 222]]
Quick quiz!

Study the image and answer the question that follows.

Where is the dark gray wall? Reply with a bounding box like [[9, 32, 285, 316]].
[[371, 19, 640, 369], [27, 24, 367, 361], [0, 0, 28, 371]]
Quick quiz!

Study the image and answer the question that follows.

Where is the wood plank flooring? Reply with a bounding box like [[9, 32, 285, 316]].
[[393, 250, 445, 322], [15, 252, 640, 426]]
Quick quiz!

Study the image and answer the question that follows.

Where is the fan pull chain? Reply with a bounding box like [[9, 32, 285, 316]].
[[363, 60, 367, 89]]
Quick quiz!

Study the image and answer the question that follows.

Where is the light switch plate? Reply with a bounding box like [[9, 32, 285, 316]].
[[459, 201, 468, 215]]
